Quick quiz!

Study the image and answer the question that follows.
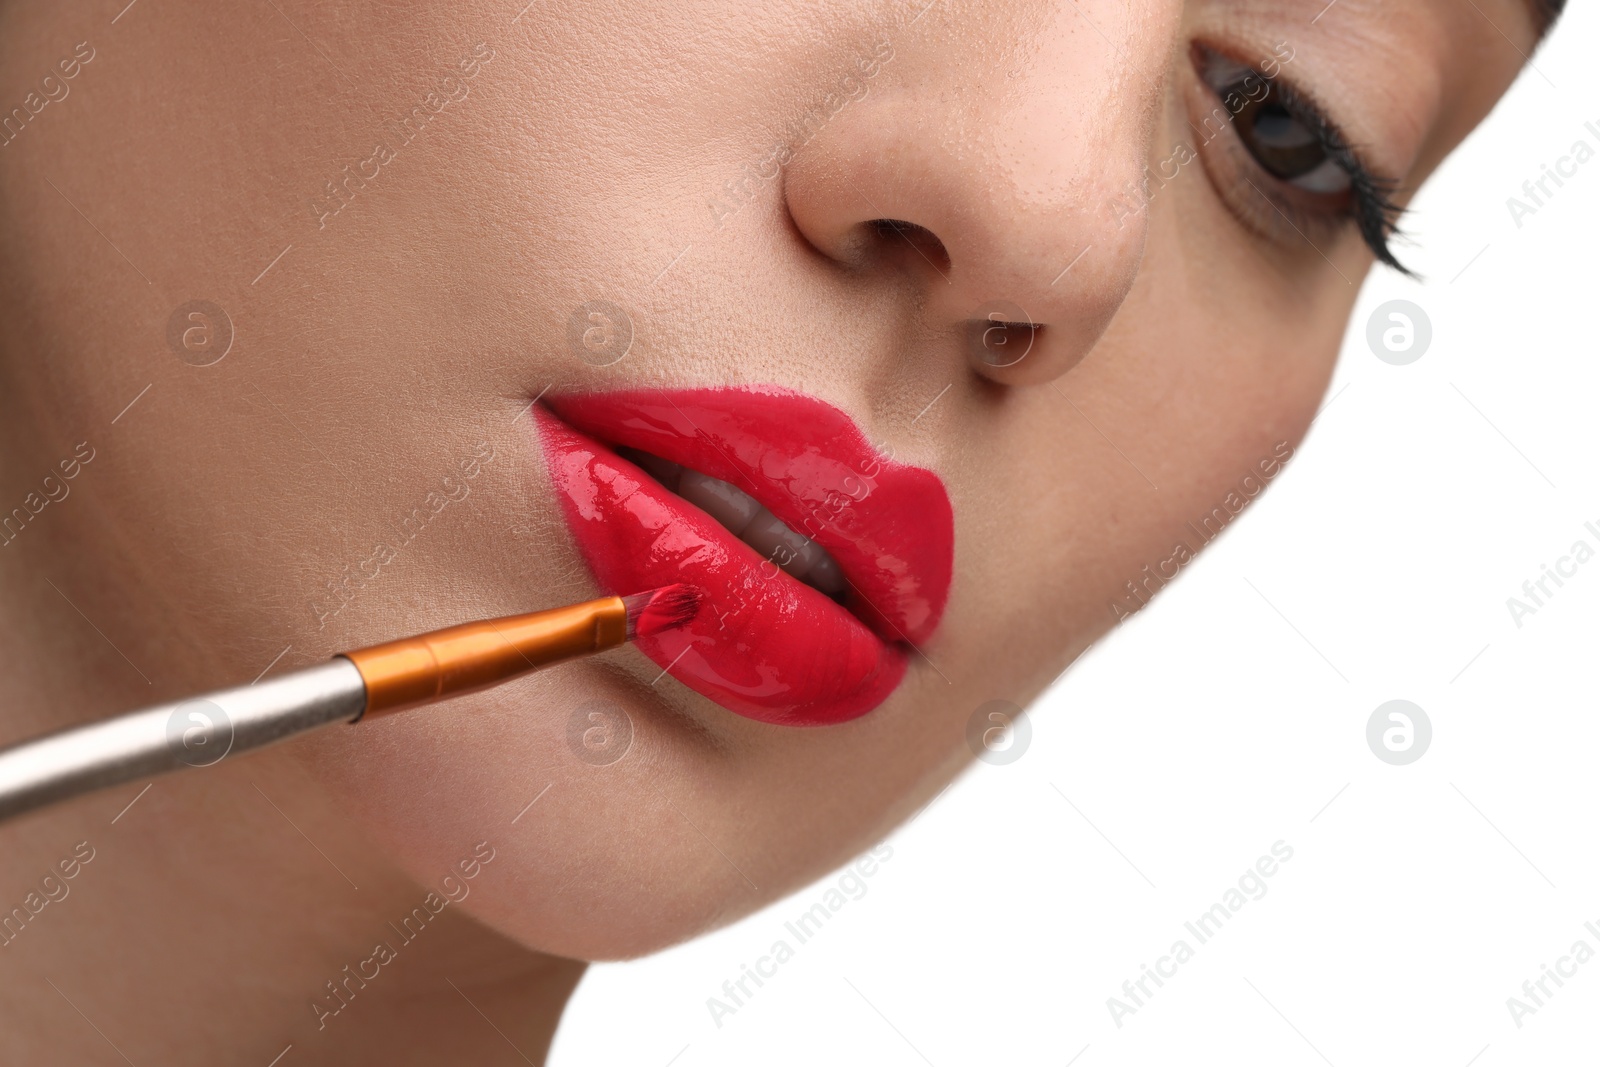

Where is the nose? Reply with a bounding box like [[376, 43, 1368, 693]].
[[781, 7, 1175, 385]]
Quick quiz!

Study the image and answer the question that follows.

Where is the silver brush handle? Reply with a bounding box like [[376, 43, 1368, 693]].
[[0, 659, 367, 824]]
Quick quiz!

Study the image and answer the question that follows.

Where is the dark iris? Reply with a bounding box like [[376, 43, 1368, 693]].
[[1234, 90, 1327, 182]]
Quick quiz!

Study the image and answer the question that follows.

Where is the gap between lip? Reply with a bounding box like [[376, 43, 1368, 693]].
[[545, 406, 903, 648], [613, 441, 852, 604]]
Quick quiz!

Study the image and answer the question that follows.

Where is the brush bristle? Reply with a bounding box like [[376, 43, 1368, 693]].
[[622, 584, 703, 640]]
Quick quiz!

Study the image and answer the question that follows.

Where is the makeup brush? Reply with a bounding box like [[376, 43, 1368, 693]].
[[0, 585, 701, 824]]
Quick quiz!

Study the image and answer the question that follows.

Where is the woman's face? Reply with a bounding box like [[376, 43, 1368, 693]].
[[0, 0, 1535, 957]]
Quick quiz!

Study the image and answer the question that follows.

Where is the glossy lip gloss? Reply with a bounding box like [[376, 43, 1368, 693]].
[[534, 386, 955, 726]]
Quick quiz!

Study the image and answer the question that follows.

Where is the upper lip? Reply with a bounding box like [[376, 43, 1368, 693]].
[[534, 386, 954, 725]]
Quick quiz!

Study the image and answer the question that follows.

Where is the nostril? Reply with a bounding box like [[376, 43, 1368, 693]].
[[867, 218, 953, 276]]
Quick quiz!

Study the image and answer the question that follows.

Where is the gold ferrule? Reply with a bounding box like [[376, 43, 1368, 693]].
[[340, 596, 628, 718]]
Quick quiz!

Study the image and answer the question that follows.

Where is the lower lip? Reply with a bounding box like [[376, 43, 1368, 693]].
[[533, 396, 949, 726]]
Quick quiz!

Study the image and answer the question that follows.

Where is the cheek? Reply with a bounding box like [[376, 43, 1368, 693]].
[[948, 221, 1347, 687]]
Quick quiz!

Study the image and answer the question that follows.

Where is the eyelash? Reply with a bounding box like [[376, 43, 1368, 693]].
[[1193, 47, 1415, 276], [1261, 77, 1412, 273]]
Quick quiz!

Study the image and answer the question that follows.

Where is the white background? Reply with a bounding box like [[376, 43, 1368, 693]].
[[554, 9, 1599, 1065]]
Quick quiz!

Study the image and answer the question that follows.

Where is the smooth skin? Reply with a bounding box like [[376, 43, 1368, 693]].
[[0, 0, 1545, 1062]]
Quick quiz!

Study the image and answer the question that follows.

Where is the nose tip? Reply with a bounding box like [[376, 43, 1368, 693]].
[[782, 86, 1153, 385]]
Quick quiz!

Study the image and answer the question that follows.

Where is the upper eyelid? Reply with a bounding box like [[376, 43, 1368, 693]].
[[1187, 40, 1415, 271]]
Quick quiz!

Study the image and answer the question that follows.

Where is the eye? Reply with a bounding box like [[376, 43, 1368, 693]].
[[1188, 45, 1412, 275], [1234, 90, 1350, 195], [1200, 52, 1352, 202]]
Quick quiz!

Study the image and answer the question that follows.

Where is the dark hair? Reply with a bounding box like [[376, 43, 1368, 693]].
[[1530, 0, 1568, 36]]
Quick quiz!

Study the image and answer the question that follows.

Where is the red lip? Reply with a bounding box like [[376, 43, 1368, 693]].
[[533, 387, 954, 726]]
